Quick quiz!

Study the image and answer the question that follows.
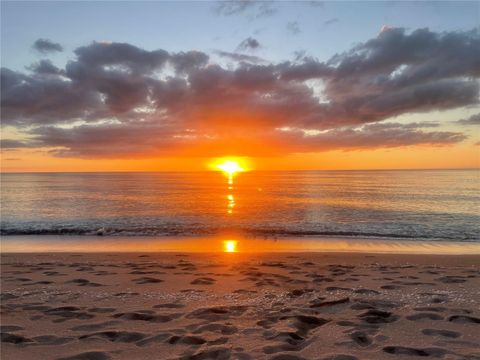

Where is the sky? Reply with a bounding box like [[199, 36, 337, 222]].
[[1, 0, 479, 172]]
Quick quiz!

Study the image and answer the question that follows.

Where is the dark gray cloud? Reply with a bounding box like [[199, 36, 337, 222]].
[[236, 37, 261, 51], [327, 27, 480, 91], [1, 28, 478, 158], [32, 39, 63, 54], [1, 67, 104, 126], [455, 113, 480, 125], [72, 42, 170, 75], [27, 60, 64, 75]]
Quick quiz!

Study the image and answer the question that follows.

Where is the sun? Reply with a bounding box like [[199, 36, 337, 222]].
[[223, 240, 238, 252], [216, 160, 244, 176], [208, 157, 251, 176]]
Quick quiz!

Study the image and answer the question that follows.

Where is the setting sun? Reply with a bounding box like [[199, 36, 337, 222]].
[[223, 240, 238, 252], [217, 161, 244, 176], [209, 157, 251, 176]]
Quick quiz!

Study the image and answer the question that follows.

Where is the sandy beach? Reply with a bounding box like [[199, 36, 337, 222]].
[[1, 251, 479, 360]]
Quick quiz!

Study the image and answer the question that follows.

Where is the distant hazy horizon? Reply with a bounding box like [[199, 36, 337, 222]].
[[1, 167, 480, 174]]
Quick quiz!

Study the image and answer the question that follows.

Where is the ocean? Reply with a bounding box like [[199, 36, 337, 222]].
[[1, 169, 479, 243]]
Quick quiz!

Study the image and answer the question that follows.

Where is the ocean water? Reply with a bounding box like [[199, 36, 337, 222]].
[[1, 170, 479, 242]]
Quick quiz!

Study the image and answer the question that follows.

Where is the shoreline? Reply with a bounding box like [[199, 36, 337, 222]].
[[2, 235, 480, 254]]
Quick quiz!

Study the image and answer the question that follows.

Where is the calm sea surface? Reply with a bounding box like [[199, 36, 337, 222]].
[[1, 170, 479, 242]]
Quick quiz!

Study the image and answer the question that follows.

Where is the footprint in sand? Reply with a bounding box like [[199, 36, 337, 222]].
[[1, 333, 34, 344], [406, 312, 444, 321], [132, 276, 163, 284], [190, 277, 216, 285], [70, 320, 120, 332], [179, 347, 231, 360], [422, 328, 461, 338], [43, 306, 95, 322], [153, 303, 185, 309], [112, 311, 181, 323], [57, 351, 111, 360], [186, 306, 248, 321], [383, 346, 448, 357], [322, 356, 358, 360], [65, 278, 103, 287], [79, 331, 147, 343], [448, 315, 480, 324]]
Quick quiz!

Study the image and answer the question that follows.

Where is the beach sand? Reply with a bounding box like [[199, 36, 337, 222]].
[[1, 252, 479, 360]]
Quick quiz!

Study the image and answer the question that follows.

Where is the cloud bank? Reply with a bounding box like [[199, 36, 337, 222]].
[[1, 28, 478, 158]]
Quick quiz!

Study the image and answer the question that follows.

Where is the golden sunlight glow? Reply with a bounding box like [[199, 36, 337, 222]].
[[216, 161, 244, 176], [223, 240, 238, 252], [208, 157, 251, 175]]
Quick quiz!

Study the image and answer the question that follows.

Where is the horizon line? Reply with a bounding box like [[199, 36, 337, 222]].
[[1, 167, 479, 174]]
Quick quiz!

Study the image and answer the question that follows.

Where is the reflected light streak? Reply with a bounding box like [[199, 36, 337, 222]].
[[227, 193, 235, 214], [208, 158, 251, 216]]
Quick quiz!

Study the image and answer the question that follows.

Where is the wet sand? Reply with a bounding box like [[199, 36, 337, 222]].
[[1, 252, 479, 360]]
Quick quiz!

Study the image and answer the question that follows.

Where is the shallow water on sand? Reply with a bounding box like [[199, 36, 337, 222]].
[[1, 169, 479, 242]]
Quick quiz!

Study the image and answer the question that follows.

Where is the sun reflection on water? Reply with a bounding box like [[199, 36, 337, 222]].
[[208, 158, 250, 216], [227, 193, 235, 214]]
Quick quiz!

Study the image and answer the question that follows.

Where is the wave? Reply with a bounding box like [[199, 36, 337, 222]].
[[1, 224, 478, 242]]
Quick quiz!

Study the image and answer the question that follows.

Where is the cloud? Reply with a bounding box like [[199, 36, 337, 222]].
[[277, 58, 332, 81], [455, 113, 480, 125], [212, 0, 277, 19], [10, 121, 464, 159], [328, 27, 480, 89], [32, 39, 63, 54], [2, 28, 478, 158], [1, 139, 33, 149], [71, 41, 170, 74], [27, 59, 64, 75], [324, 18, 339, 26], [272, 123, 466, 154], [380, 25, 394, 34], [215, 50, 265, 63], [236, 37, 261, 51], [286, 21, 301, 35], [308, 1, 324, 8]]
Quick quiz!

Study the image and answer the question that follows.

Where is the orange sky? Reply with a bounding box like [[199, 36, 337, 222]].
[[2, 143, 478, 172]]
